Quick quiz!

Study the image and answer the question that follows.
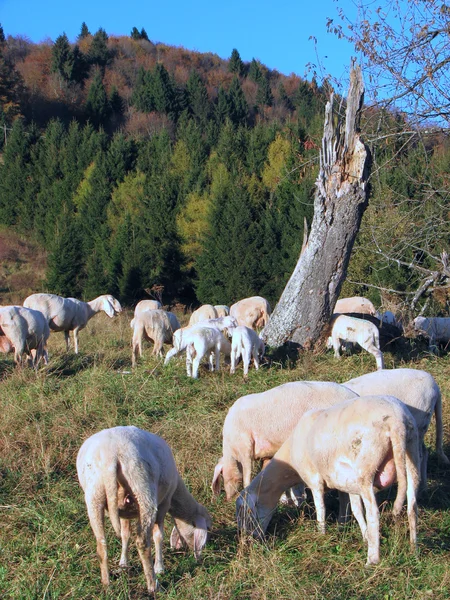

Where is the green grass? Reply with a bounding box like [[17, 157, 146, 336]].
[[1, 311, 449, 599]]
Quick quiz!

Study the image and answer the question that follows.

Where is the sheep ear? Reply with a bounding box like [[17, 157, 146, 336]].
[[193, 521, 208, 560], [103, 299, 116, 318], [170, 526, 185, 550], [211, 461, 223, 495]]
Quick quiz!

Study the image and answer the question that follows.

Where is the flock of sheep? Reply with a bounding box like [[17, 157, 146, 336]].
[[1, 290, 449, 593]]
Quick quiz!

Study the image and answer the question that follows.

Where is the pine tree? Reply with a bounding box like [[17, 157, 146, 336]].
[[109, 85, 123, 115], [152, 63, 176, 117], [248, 58, 263, 83], [215, 86, 230, 124], [85, 70, 109, 128], [78, 22, 90, 40], [131, 67, 154, 112], [71, 45, 88, 83], [51, 33, 74, 80], [140, 28, 149, 41], [186, 70, 210, 125], [131, 27, 141, 40], [228, 48, 244, 76], [228, 76, 248, 126], [88, 28, 110, 67], [256, 75, 273, 108], [0, 23, 5, 45], [0, 118, 29, 225]]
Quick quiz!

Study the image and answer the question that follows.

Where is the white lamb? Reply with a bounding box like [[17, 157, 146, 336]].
[[214, 305, 230, 317], [133, 299, 162, 316], [189, 304, 218, 325], [237, 395, 420, 566], [230, 296, 271, 329], [185, 326, 231, 379], [77, 426, 211, 593], [334, 296, 377, 316], [131, 309, 175, 366], [330, 314, 384, 370], [413, 316, 450, 353], [229, 325, 265, 377], [0, 305, 50, 367], [212, 381, 358, 500], [23, 293, 122, 354], [343, 368, 450, 488]]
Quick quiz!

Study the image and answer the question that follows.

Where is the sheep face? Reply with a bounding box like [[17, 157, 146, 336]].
[[170, 511, 211, 560], [236, 491, 273, 540]]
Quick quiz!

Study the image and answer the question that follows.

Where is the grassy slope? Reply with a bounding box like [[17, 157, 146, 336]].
[[0, 313, 449, 599]]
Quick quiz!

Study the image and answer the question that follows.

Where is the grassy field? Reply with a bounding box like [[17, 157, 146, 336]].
[[0, 311, 449, 599]]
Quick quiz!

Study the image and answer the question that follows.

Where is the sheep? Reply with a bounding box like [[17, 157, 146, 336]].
[[237, 395, 420, 566], [334, 296, 377, 316], [211, 381, 358, 500], [230, 296, 271, 329], [77, 426, 211, 593], [413, 316, 450, 353], [164, 316, 236, 365], [330, 315, 384, 370], [131, 309, 174, 366], [189, 304, 218, 325], [214, 305, 230, 318], [343, 368, 450, 489], [0, 305, 50, 367], [23, 293, 122, 354], [133, 299, 162, 317], [229, 325, 265, 377], [185, 326, 231, 379]]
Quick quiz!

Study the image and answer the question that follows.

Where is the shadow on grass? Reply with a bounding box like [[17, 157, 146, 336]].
[[265, 341, 302, 369], [45, 353, 96, 377]]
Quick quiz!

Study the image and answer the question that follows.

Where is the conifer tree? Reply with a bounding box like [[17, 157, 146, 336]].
[[131, 67, 154, 112], [85, 70, 109, 128], [152, 63, 176, 117], [256, 75, 273, 107], [0, 118, 29, 225], [140, 28, 149, 41], [248, 58, 263, 83], [71, 45, 88, 83], [186, 70, 210, 125], [88, 28, 110, 67], [131, 27, 141, 40], [78, 22, 90, 40], [228, 76, 248, 126], [228, 48, 244, 76], [0, 23, 5, 45], [51, 33, 74, 81], [215, 86, 230, 124]]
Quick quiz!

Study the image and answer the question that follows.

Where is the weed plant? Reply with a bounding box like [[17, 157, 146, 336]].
[[0, 312, 449, 598]]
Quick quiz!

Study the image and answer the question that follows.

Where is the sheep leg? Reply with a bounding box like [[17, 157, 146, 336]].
[[348, 494, 367, 541], [119, 518, 131, 568], [86, 499, 110, 586], [252, 347, 260, 371], [311, 482, 326, 534], [241, 455, 253, 489], [192, 354, 201, 378], [360, 487, 380, 565], [332, 337, 341, 359], [73, 328, 80, 354], [230, 347, 239, 374], [214, 345, 221, 372], [337, 491, 351, 524], [153, 503, 169, 574], [64, 331, 70, 352], [135, 518, 158, 593], [186, 345, 194, 377], [242, 347, 251, 377]]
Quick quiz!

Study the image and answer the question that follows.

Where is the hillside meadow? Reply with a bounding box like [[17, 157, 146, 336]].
[[0, 312, 449, 599]]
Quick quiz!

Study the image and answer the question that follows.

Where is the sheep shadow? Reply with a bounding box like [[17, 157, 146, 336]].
[[45, 353, 96, 377]]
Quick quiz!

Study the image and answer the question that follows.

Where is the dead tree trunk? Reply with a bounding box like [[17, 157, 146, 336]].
[[263, 65, 372, 349]]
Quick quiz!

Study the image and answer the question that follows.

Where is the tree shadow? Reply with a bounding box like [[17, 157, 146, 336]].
[[265, 341, 302, 369]]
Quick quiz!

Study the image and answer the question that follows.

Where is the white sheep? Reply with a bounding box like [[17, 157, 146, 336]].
[[133, 299, 162, 316], [229, 325, 265, 377], [211, 381, 358, 500], [131, 309, 175, 366], [186, 326, 231, 378], [343, 368, 450, 488], [334, 296, 377, 316], [189, 304, 218, 325], [413, 316, 450, 353], [164, 316, 236, 366], [237, 395, 420, 566], [0, 305, 50, 367], [330, 314, 384, 370], [77, 426, 211, 593], [230, 296, 271, 329], [23, 293, 122, 354], [214, 305, 230, 317]]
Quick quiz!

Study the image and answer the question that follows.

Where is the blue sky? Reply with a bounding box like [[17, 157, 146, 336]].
[[1, 0, 357, 87]]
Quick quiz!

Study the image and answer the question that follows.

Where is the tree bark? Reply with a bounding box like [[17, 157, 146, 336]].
[[263, 65, 372, 349]]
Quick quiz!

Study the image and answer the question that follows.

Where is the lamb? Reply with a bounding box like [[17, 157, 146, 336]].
[[23, 293, 122, 354], [413, 316, 450, 353], [334, 296, 377, 316], [343, 368, 450, 488], [0, 305, 50, 367], [229, 296, 271, 329], [133, 299, 162, 316], [229, 325, 265, 377], [189, 304, 218, 325], [212, 381, 358, 500], [185, 326, 231, 378], [131, 309, 175, 366], [214, 305, 230, 317], [164, 316, 236, 365], [330, 314, 384, 370], [237, 395, 420, 566], [77, 426, 211, 593]]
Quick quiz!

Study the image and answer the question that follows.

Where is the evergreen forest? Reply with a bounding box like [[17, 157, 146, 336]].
[[1, 22, 449, 312]]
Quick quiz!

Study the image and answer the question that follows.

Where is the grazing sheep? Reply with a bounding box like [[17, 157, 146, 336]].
[[230, 296, 271, 329], [133, 299, 162, 317], [343, 368, 450, 488], [77, 426, 211, 593], [237, 395, 420, 566], [331, 315, 384, 370], [189, 305, 218, 326], [214, 305, 230, 317], [229, 326, 265, 377], [212, 381, 357, 500], [186, 326, 231, 378], [23, 293, 122, 354], [413, 316, 450, 353], [334, 296, 377, 316], [131, 309, 174, 366], [0, 305, 49, 367]]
